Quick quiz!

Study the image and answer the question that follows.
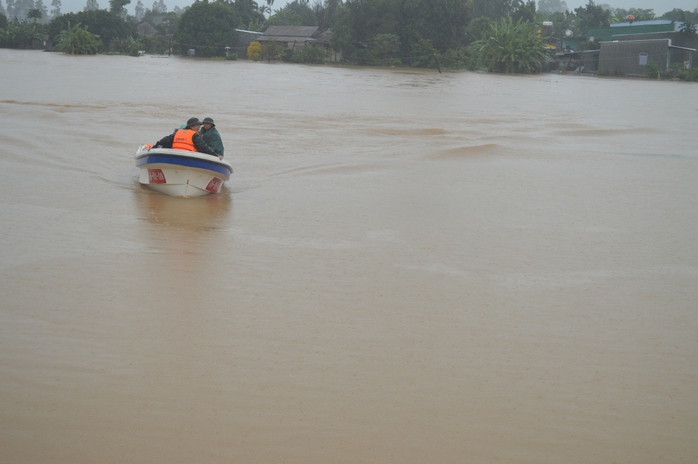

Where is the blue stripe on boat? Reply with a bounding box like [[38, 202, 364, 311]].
[[136, 154, 232, 178]]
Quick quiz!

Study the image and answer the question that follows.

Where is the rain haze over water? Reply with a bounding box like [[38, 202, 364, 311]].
[[1, 49, 698, 463]]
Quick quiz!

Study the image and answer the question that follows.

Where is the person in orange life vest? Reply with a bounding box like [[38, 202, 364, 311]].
[[153, 117, 219, 157]]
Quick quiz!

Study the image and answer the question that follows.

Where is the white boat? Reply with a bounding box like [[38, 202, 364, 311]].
[[135, 145, 233, 197]]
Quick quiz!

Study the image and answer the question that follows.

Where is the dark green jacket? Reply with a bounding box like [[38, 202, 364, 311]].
[[199, 126, 224, 157]]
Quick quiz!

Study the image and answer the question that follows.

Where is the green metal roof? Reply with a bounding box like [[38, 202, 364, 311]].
[[586, 22, 677, 42]]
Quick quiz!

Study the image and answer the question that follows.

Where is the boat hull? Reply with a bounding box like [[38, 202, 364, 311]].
[[135, 147, 233, 197]]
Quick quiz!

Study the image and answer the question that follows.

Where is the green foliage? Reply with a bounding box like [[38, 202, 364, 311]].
[[511, 0, 536, 24], [258, 3, 271, 17], [679, 21, 697, 37], [155, 11, 179, 36], [369, 33, 399, 64], [315, 0, 342, 31], [56, 21, 101, 54], [330, 13, 353, 55], [645, 61, 659, 79], [465, 17, 492, 44], [597, 68, 624, 77], [439, 48, 471, 69], [48, 10, 135, 50], [300, 44, 326, 63], [535, 10, 574, 40], [333, 0, 468, 65], [680, 67, 698, 82], [0, 20, 44, 48], [410, 38, 436, 68], [352, 47, 380, 66], [653, 62, 698, 81], [469, 0, 516, 21], [266, 0, 317, 26], [114, 35, 142, 55], [109, 0, 131, 15], [573, 0, 611, 33], [338, 0, 398, 47], [141, 34, 170, 54], [470, 17, 549, 73], [231, 0, 265, 30], [174, 1, 239, 57], [0, 13, 8, 30], [245, 19, 265, 31], [27, 8, 42, 21], [660, 8, 698, 23], [611, 8, 655, 22], [260, 39, 283, 60], [281, 43, 326, 63], [225, 52, 238, 60], [397, 0, 469, 53], [280, 47, 292, 61]]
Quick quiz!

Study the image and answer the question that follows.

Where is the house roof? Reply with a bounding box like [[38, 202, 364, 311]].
[[141, 14, 167, 26], [587, 21, 680, 42], [136, 20, 158, 35], [313, 29, 332, 44], [610, 20, 681, 28], [259, 26, 320, 42]]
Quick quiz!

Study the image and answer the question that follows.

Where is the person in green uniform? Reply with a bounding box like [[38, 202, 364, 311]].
[[199, 117, 225, 160]]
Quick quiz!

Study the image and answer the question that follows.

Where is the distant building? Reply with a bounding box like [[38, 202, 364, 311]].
[[257, 26, 338, 61], [136, 20, 158, 37], [599, 39, 694, 76], [258, 26, 320, 50], [563, 20, 696, 76], [586, 20, 683, 43]]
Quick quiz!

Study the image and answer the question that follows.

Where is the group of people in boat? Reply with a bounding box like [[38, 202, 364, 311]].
[[153, 117, 225, 160]]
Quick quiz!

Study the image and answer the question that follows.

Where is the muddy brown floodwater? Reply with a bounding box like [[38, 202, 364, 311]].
[[1, 49, 697, 463]]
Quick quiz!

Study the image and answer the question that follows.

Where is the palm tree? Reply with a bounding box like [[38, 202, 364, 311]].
[[470, 18, 549, 73], [28, 8, 42, 22], [3, 21, 44, 48], [56, 21, 101, 54]]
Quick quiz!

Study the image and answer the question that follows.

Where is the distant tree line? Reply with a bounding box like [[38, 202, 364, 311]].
[[1, 0, 696, 72]]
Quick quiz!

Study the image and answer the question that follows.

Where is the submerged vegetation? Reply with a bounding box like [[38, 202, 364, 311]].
[[470, 18, 549, 73], [0, 19, 43, 48], [646, 61, 698, 81], [55, 21, 101, 54]]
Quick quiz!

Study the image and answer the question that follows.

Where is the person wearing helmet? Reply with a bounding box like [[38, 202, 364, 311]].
[[153, 117, 219, 157], [199, 117, 224, 160]]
